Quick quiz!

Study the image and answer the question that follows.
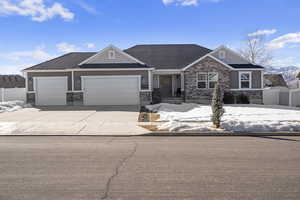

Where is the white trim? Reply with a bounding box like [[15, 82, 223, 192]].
[[148, 70, 152, 91], [261, 71, 264, 89], [197, 72, 208, 89], [230, 89, 263, 91], [71, 70, 74, 91], [23, 68, 154, 73], [79, 45, 145, 65], [181, 72, 184, 91], [239, 71, 252, 89], [183, 54, 236, 71], [157, 75, 160, 89], [153, 69, 182, 75]]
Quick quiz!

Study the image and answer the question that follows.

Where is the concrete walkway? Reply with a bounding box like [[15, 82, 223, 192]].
[[0, 106, 150, 135]]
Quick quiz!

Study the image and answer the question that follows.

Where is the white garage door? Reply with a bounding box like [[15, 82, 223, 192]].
[[83, 76, 140, 106], [35, 77, 68, 106]]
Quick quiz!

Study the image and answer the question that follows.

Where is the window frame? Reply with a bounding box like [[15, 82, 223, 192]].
[[239, 71, 252, 89], [218, 50, 226, 59], [197, 72, 208, 89], [197, 72, 219, 89], [108, 50, 116, 59]]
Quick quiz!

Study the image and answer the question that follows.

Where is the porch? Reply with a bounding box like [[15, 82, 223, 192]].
[[152, 70, 185, 103]]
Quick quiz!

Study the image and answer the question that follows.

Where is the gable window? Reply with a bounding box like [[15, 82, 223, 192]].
[[108, 50, 115, 59], [239, 72, 252, 89], [197, 73, 208, 89], [219, 50, 226, 59], [197, 72, 219, 89], [208, 72, 219, 89]]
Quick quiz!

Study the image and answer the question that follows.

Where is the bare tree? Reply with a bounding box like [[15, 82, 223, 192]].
[[239, 35, 273, 66]]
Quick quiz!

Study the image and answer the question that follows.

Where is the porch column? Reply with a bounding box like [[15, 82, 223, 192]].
[[181, 72, 185, 91]]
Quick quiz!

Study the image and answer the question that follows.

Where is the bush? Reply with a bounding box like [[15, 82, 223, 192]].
[[236, 94, 250, 104], [211, 82, 225, 128], [152, 88, 161, 104], [223, 92, 235, 104]]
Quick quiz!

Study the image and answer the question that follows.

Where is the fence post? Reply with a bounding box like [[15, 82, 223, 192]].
[[1, 88, 4, 102]]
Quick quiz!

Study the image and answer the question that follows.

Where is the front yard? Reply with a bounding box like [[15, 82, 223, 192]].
[[145, 103, 300, 132]]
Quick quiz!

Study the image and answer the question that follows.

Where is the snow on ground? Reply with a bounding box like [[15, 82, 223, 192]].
[[0, 101, 30, 113], [146, 103, 300, 132]]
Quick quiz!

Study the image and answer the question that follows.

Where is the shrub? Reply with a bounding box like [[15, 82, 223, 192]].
[[211, 82, 225, 128], [223, 92, 235, 104], [236, 94, 250, 104]]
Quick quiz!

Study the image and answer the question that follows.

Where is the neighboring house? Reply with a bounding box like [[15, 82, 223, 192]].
[[0, 75, 25, 88], [22, 44, 264, 106], [297, 72, 300, 88], [264, 74, 288, 88]]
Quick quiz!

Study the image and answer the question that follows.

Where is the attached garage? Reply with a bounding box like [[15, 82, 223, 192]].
[[35, 77, 68, 106], [82, 76, 140, 106]]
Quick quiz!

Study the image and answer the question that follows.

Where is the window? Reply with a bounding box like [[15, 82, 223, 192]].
[[197, 72, 219, 89], [219, 50, 226, 59], [197, 73, 208, 89], [239, 72, 251, 89], [108, 50, 115, 59], [208, 72, 218, 89]]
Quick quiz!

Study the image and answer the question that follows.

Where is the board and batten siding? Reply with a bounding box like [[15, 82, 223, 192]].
[[27, 72, 72, 91], [230, 71, 262, 89], [74, 70, 149, 91]]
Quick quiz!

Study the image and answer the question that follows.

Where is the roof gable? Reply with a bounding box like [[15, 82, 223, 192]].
[[210, 46, 250, 65], [79, 45, 144, 65]]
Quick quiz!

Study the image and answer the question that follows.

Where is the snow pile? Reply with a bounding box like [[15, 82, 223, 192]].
[[146, 103, 300, 132], [0, 101, 31, 113]]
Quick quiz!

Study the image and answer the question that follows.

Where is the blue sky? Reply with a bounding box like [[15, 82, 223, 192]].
[[0, 0, 300, 74]]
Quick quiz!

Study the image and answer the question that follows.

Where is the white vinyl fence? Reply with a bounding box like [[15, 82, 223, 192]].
[[0, 88, 26, 102], [264, 87, 300, 107], [290, 89, 300, 107]]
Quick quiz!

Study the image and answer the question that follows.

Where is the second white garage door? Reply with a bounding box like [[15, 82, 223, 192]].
[[83, 76, 140, 106]]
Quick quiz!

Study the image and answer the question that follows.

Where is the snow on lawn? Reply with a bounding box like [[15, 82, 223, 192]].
[[146, 103, 300, 132], [0, 101, 30, 113]]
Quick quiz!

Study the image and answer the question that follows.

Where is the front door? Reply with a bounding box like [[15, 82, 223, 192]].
[[159, 75, 172, 98]]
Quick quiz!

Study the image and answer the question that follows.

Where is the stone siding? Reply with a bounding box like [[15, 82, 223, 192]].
[[184, 56, 231, 104], [26, 93, 35, 105], [140, 91, 152, 106]]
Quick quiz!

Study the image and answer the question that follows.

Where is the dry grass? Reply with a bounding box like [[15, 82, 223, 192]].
[[138, 112, 160, 122], [139, 125, 159, 131]]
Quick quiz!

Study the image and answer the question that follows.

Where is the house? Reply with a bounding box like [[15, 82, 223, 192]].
[[264, 74, 288, 88], [22, 44, 264, 106], [0, 75, 25, 88], [297, 72, 300, 88]]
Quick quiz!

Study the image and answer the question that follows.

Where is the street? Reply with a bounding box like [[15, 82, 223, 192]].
[[0, 136, 299, 200]]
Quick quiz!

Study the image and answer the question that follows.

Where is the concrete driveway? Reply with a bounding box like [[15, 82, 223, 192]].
[[0, 106, 150, 135]]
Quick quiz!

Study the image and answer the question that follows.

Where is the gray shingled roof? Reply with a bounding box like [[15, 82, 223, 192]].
[[23, 44, 264, 71], [80, 63, 149, 69], [0, 75, 25, 88], [24, 53, 96, 70], [264, 74, 288, 87], [124, 44, 212, 69]]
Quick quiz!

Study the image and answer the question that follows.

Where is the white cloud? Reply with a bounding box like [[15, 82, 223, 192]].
[[162, 0, 221, 6], [271, 57, 300, 68], [0, 45, 53, 61], [267, 32, 300, 49], [0, 63, 33, 75], [56, 42, 79, 53], [76, 0, 99, 15], [248, 29, 277, 37], [0, 0, 74, 22], [85, 43, 96, 49]]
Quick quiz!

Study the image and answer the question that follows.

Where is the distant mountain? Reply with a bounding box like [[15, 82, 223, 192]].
[[265, 66, 300, 88]]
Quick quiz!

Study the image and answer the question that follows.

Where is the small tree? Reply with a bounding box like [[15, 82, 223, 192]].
[[211, 82, 225, 128]]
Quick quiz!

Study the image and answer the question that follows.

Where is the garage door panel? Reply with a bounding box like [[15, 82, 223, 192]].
[[36, 77, 67, 106], [83, 76, 139, 106]]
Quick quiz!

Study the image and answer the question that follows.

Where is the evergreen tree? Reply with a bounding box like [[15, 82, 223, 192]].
[[211, 82, 225, 128]]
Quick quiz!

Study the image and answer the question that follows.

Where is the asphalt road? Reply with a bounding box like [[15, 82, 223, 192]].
[[0, 136, 299, 200]]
